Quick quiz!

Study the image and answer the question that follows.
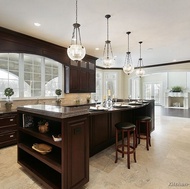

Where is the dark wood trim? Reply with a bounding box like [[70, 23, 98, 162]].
[[96, 60, 190, 70], [0, 26, 98, 66]]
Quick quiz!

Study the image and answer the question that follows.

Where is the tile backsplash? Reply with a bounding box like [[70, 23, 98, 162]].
[[0, 93, 92, 111]]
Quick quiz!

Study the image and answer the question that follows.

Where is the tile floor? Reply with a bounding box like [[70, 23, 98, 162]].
[[0, 106, 190, 189]]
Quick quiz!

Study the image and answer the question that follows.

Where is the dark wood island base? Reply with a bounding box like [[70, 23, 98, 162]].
[[17, 101, 154, 189]]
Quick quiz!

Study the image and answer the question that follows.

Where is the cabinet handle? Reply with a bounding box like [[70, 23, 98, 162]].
[[10, 135, 14, 138], [10, 119, 14, 121]]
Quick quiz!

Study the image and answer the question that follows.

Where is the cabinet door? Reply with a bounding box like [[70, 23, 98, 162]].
[[88, 71, 95, 92], [89, 113, 110, 156], [80, 69, 88, 92], [66, 116, 89, 188], [70, 67, 80, 92]]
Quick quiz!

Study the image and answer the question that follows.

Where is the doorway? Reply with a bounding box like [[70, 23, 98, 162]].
[[144, 82, 162, 105]]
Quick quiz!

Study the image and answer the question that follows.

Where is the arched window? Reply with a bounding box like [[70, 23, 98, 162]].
[[0, 53, 63, 99]]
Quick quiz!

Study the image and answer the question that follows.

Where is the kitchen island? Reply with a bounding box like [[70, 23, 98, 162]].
[[17, 100, 154, 189]]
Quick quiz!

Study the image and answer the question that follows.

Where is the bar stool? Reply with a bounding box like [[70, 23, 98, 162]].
[[115, 122, 136, 169], [136, 116, 151, 151]]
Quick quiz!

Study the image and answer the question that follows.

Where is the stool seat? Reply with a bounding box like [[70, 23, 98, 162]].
[[115, 122, 136, 130], [136, 116, 151, 151], [115, 122, 137, 169], [136, 116, 151, 121]]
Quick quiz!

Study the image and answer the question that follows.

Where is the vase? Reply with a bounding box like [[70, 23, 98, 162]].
[[5, 102, 12, 111]]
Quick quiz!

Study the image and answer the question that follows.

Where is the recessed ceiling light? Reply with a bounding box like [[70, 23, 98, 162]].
[[34, 22, 41, 27], [173, 59, 176, 62], [95, 48, 99, 51]]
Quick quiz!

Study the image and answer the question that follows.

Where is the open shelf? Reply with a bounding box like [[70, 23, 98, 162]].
[[19, 127, 62, 148], [18, 143, 61, 173], [18, 148, 61, 189]]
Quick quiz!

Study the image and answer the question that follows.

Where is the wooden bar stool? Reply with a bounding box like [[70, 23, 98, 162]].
[[115, 122, 137, 169], [136, 116, 151, 151]]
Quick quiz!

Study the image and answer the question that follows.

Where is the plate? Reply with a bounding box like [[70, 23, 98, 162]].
[[89, 106, 107, 111], [128, 101, 143, 105], [32, 143, 52, 155], [113, 104, 131, 108]]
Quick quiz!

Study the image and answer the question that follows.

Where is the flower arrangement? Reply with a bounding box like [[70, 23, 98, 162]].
[[4, 87, 14, 101]]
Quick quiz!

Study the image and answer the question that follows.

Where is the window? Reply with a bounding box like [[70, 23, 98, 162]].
[[0, 53, 63, 99]]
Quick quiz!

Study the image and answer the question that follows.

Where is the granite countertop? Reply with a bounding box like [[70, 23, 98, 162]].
[[17, 102, 149, 119], [17, 105, 90, 119]]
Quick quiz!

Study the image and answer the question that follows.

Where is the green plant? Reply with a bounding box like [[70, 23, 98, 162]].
[[55, 89, 62, 96], [171, 86, 182, 92], [4, 87, 14, 100]]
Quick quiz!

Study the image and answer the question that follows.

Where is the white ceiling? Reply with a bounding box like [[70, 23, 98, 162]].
[[1, 0, 190, 68]]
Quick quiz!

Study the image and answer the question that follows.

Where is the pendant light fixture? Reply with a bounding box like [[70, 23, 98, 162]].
[[123, 31, 134, 75], [136, 41, 145, 77], [67, 0, 86, 61], [102, 14, 115, 68]]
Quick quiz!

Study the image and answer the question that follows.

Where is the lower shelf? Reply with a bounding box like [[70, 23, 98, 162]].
[[18, 148, 62, 189]]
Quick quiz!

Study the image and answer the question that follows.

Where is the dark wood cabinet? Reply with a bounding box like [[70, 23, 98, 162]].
[[0, 112, 17, 148], [17, 110, 89, 189], [65, 56, 97, 93]]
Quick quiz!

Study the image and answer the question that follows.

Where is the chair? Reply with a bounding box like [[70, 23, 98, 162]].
[[115, 122, 137, 169]]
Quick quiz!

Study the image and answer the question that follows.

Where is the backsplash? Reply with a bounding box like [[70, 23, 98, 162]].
[[0, 93, 92, 111]]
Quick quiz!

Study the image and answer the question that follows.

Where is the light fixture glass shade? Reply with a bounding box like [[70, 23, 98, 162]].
[[136, 68, 145, 77], [103, 57, 115, 68], [67, 44, 86, 61], [123, 63, 134, 75]]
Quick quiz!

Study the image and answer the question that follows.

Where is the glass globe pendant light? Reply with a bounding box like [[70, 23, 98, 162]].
[[123, 31, 134, 75], [136, 41, 145, 77], [67, 0, 86, 61], [102, 14, 115, 68]]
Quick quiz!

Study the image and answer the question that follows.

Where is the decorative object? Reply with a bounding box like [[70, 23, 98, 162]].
[[55, 89, 62, 106], [4, 87, 14, 111], [136, 41, 145, 77], [123, 31, 134, 75], [171, 86, 182, 92], [102, 14, 115, 68], [32, 143, 52, 155], [52, 135, 62, 142], [86, 96, 91, 103], [67, 0, 86, 61], [38, 120, 49, 134]]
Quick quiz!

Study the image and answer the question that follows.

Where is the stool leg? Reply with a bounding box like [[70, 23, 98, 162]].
[[127, 130, 130, 169], [133, 129, 137, 163], [122, 130, 124, 158], [146, 122, 150, 151], [149, 122, 151, 147], [115, 129, 118, 163]]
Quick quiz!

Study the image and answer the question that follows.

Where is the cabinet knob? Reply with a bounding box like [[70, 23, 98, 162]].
[[10, 135, 14, 138], [10, 119, 14, 121]]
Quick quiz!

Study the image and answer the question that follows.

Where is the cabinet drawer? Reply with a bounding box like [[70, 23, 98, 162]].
[[0, 125, 17, 133], [0, 116, 17, 126], [0, 131, 17, 143]]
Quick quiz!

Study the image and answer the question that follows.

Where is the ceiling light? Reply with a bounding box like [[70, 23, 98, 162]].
[[34, 23, 41, 27], [102, 14, 115, 68], [136, 41, 145, 77], [123, 31, 134, 75], [67, 0, 86, 61]]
